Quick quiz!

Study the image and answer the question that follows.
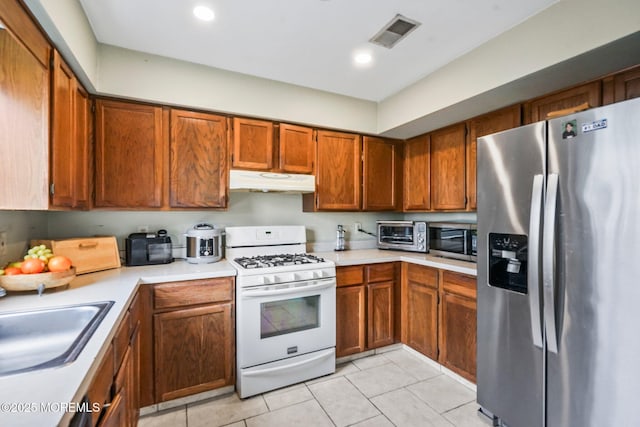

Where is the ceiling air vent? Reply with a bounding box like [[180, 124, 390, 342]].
[[369, 14, 421, 49]]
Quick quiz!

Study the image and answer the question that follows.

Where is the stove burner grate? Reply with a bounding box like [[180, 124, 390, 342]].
[[234, 253, 326, 269]]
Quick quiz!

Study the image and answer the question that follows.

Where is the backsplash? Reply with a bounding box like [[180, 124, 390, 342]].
[[0, 193, 477, 266]]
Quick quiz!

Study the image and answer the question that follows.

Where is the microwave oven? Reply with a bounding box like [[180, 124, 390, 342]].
[[428, 222, 477, 262], [377, 221, 428, 253]]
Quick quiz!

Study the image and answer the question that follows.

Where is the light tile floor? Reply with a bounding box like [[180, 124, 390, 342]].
[[139, 348, 486, 427]]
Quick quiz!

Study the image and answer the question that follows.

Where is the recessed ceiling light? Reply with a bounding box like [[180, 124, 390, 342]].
[[354, 52, 373, 66], [193, 5, 215, 21]]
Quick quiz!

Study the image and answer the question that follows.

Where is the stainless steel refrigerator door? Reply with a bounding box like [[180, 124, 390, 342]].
[[477, 122, 546, 427], [546, 97, 640, 427]]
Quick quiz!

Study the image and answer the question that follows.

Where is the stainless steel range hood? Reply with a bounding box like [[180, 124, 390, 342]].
[[229, 170, 315, 193]]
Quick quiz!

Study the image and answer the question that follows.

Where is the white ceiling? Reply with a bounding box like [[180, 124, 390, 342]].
[[78, 0, 557, 102]]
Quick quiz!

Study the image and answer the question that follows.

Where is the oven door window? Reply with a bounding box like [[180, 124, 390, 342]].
[[260, 295, 320, 339], [379, 225, 414, 245]]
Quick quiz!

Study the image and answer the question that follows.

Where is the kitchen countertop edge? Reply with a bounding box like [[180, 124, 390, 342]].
[[0, 260, 236, 427]]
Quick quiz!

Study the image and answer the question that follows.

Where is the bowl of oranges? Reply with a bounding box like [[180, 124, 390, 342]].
[[0, 244, 75, 294]]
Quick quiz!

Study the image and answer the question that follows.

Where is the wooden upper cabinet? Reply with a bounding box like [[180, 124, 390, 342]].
[[170, 109, 228, 208], [467, 105, 521, 210], [403, 134, 430, 211], [430, 123, 467, 210], [74, 85, 92, 209], [0, 2, 50, 210], [313, 130, 362, 211], [232, 117, 274, 171], [95, 99, 168, 208], [363, 136, 400, 211], [524, 81, 602, 124], [50, 51, 76, 208], [609, 65, 640, 103], [50, 50, 91, 210], [279, 123, 314, 174]]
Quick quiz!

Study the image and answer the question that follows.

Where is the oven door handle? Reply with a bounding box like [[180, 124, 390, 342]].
[[241, 280, 336, 298], [242, 348, 335, 376]]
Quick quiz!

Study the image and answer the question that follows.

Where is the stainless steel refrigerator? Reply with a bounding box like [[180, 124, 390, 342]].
[[477, 96, 640, 427]]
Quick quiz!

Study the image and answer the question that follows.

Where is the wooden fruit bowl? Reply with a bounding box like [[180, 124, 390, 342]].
[[0, 267, 76, 295]]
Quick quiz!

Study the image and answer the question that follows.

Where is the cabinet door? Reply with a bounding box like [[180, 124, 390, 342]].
[[613, 65, 640, 102], [430, 123, 466, 210], [232, 118, 274, 170], [50, 50, 76, 208], [0, 9, 50, 209], [367, 281, 394, 349], [403, 134, 430, 211], [95, 99, 167, 208], [402, 264, 439, 360], [315, 130, 362, 211], [363, 136, 399, 211], [279, 123, 314, 174], [524, 81, 601, 124], [467, 105, 521, 210], [98, 392, 126, 427], [73, 85, 91, 209], [154, 303, 233, 402], [439, 292, 477, 383], [336, 285, 366, 357], [170, 109, 228, 208]]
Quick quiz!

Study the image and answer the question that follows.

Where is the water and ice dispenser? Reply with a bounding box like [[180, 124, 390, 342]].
[[488, 233, 528, 294]]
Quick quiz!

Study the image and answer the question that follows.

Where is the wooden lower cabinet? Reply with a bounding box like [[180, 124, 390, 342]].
[[86, 292, 141, 427], [144, 277, 235, 404], [438, 271, 477, 383], [154, 303, 233, 402], [335, 263, 397, 357], [367, 281, 395, 349], [399, 264, 477, 383], [336, 284, 366, 357], [401, 263, 439, 360]]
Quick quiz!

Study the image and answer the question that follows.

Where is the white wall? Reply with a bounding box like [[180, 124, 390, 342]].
[[0, 211, 48, 267], [97, 45, 378, 134], [46, 193, 403, 255], [378, 0, 640, 136], [24, 0, 98, 90]]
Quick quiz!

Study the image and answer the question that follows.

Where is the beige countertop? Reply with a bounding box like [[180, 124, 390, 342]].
[[0, 250, 474, 426], [0, 260, 236, 427], [314, 248, 477, 276]]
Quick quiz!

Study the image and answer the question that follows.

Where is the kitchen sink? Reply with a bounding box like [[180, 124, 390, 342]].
[[0, 301, 114, 377]]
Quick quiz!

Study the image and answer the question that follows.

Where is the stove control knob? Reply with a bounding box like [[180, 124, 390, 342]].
[[261, 276, 272, 285]]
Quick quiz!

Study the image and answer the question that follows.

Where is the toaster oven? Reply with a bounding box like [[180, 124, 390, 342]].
[[377, 221, 428, 253]]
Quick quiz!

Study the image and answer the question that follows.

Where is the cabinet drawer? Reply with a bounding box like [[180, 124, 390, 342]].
[[154, 277, 233, 310], [405, 264, 438, 289], [442, 271, 476, 299], [366, 262, 395, 283], [337, 266, 364, 287]]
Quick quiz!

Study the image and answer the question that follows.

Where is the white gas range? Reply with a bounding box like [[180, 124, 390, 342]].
[[226, 226, 336, 398]]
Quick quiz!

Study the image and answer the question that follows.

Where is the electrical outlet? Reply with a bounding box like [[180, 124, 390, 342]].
[[0, 231, 7, 256], [354, 222, 362, 232], [137, 225, 149, 233]]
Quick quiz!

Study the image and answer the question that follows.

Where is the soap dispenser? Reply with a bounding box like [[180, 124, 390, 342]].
[[335, 225, 346, 251]]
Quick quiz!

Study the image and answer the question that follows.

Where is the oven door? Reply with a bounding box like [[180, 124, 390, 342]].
[[237, 277, 336, 369]]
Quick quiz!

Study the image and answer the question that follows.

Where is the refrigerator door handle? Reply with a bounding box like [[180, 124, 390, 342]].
[[528, 174, 544, 348], [543, 173, 560, 354]]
